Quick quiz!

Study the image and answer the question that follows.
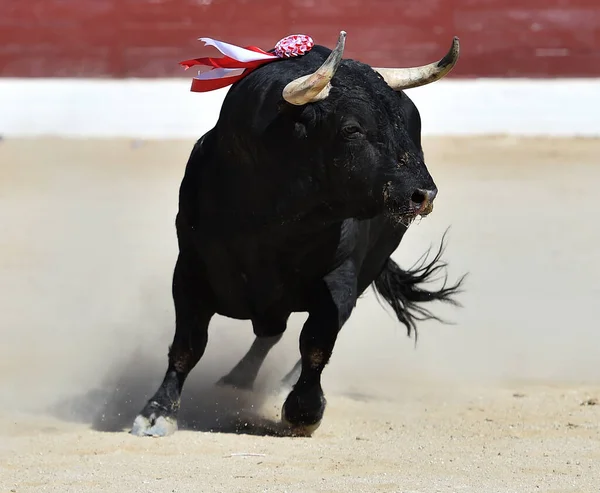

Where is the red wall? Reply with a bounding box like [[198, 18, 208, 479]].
[[2, 0, 600, 78]]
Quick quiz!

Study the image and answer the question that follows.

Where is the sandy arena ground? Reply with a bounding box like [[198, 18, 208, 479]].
[[1, 136, 599, 492]]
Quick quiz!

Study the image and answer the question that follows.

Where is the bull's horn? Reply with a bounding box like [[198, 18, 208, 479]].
[[373, 37, 460, 91], [282, 31, 346, 105]]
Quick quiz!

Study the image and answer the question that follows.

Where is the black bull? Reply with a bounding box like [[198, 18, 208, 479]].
[[131, 32, 466, 437]]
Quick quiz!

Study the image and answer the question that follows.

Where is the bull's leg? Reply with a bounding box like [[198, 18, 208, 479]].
[[282, 260, 357, 435], [281, 358, 302, 389], [131, 253, 214, 437], [216, 333, 283, 390]]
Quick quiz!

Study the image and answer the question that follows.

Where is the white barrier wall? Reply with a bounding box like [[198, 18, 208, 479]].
[[1, 78, 599, 138]]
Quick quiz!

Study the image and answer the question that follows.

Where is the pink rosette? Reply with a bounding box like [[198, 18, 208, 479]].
[[274, 34, 315, 58]]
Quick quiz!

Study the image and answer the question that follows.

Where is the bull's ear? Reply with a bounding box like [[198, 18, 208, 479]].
[[282, 31, 346, 105], [373, 37, 460, 91]]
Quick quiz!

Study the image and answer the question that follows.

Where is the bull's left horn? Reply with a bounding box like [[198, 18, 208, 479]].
[[282, 31, 346, 105], [373, 37, 460, 91]]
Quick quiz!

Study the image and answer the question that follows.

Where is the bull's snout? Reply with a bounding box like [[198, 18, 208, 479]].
[[410, 188, 438, 216]]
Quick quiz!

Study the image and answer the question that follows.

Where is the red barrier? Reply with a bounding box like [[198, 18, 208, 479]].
[[2, 0, 599, 78]]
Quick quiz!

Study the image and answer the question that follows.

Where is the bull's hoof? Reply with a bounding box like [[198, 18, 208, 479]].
[[215, 373, 254, 391], [281, 408, 322, 437], [281, 386, 326, 437], [130, 406, 178, 437]]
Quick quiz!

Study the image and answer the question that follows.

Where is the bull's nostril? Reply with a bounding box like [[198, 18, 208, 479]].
[[411, 190, 426, 205]]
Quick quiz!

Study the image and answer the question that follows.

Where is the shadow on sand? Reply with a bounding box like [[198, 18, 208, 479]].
[[47, 348, 304, 438]]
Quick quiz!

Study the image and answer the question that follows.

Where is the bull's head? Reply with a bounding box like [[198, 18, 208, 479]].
[[280, 31, 460, 223]]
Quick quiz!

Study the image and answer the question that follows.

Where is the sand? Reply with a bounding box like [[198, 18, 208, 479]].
[[1, 136, 599, 492]]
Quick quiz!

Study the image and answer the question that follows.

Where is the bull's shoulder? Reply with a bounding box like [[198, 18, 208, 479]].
[[176, 130, 218, 226], [184, 130, 215, 171]]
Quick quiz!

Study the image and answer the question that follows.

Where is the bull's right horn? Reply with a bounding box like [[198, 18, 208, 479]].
[[282, 31, 346, 106], [373, 37, 460, 91]]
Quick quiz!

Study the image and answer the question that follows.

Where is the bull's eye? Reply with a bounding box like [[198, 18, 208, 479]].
[[341, 123, 364, 139]]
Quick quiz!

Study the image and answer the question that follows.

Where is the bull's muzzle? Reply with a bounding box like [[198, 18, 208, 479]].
[[409, 188, 438, 216]]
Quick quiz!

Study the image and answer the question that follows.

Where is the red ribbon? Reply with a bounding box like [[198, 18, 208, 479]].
[[180, 45, 277, 92]]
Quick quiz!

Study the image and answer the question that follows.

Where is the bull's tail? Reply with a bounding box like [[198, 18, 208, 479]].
[[372, 231, 466, 340]]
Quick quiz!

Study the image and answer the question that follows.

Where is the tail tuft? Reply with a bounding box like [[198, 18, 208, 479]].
[[373, 230, 466, 341]]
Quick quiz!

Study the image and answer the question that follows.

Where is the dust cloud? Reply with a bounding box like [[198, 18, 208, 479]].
[[1, 136, 599, 435]]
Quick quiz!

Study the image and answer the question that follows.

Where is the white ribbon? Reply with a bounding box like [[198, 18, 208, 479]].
[[199, 37, 278, 63], [195, 67, 246, 80]]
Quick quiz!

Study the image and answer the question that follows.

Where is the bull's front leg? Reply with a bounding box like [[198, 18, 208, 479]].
[[282, 260, 357, 435], [131, 252, 214, 437]]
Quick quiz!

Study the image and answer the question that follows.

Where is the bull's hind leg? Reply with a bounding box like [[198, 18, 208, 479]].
[[216, 333, 283, 390], [217, 316, 288, 390], [131, 253, 214, 437], [281, 358, 302, 389], [282, 260, 357, 435]]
